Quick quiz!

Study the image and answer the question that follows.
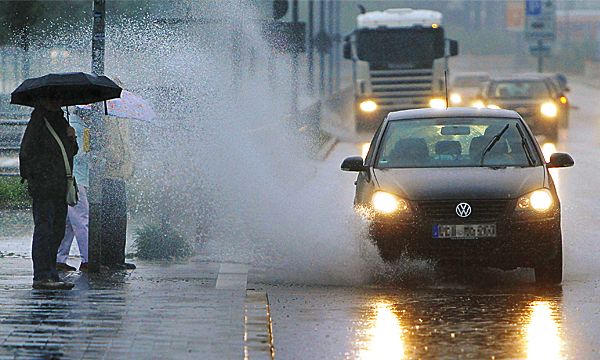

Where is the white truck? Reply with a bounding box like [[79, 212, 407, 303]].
[[343, 8, 458, 129]]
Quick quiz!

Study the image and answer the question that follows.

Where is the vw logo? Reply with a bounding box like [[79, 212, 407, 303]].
[[456, 202, 472, 218]]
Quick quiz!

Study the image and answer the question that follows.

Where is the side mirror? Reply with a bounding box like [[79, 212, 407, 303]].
[[343, 41, 352, 60], [448, 39, 459, 57], [547, 153, 574, 168], [341, 156, 366, 172]]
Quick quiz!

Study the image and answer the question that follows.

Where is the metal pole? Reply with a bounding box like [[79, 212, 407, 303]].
[[327, 0, 334, 95], [319, 0, 325, 96], [291, 0, 299, 115], [307, 0, 314, 93], [537, 39, 543, 73], [88, 0, 106, 273], [334, 0, 340, 92]]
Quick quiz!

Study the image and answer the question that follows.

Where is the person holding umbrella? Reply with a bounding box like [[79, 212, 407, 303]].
[[19, 97, 78, 290], [13, 72, 121, 290]]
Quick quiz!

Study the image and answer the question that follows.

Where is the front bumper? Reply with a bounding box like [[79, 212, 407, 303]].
[[370, 210, 561, 269]]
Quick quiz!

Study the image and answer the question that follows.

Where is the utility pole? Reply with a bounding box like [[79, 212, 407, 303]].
[[291, 0, 299, 115], [307, 0, 314, 94], [327, 0, 334, 95], [88, 0, 106, 273], [319, 0, 325, 96]]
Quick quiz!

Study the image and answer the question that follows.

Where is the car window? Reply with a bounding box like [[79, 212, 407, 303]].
[[376, 118, 541, 168], [488, 81, 550, 98]]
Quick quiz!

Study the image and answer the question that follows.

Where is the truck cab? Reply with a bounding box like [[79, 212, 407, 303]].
[[344, 8, 458, 130]]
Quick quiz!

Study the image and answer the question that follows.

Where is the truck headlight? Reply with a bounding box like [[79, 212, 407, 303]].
[[540, 102, 558, 118], [359, 100, 378, 113], [516, 189, 554, 212], [372, 191, 409, 214], [429, 98, 446, 109], [449, 93, 462, 105]]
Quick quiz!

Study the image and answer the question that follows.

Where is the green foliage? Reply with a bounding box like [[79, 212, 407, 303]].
[[133, 223, 193, 260], [0, 177, 30, 209]]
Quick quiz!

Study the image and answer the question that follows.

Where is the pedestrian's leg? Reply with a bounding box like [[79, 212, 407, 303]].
[[49, 198, 68, 281], [57, 211, 75, 264], [31, 197, 53, 281], [70, 185, 89, 263], [115, 180, 127, 264], [101, 179, 116, 266]]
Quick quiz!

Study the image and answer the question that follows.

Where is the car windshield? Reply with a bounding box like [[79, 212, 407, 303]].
[[375, 118, 541, 169], [488, 80, 549, 98]]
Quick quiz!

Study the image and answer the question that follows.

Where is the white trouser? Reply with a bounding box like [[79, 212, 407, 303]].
[[57, 184, 89, 263]]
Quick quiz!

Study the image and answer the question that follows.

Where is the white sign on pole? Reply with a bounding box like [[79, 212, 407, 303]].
[[525, 0, 556, 41]]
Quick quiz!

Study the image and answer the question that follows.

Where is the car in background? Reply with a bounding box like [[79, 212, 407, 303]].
[[341, 107, 574, 284], [449, 72, 490, 107], [477, 75, 568, 140]]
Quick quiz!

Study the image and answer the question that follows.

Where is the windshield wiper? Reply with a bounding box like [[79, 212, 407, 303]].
[[480, 124, 510, 166], [515, 123, 535, 166]]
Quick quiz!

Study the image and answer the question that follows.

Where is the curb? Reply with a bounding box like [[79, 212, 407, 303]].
[[315, 136, 338, 161]]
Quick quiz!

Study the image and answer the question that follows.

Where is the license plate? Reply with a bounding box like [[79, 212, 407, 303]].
[[433, 224, 496, 239]]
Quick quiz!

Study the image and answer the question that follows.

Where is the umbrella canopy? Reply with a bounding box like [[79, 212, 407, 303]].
[[10, 72, 122, 107], [77, 90, 156, 122]]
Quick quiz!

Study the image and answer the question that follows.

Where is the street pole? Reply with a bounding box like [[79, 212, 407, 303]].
[[319, 0, 325, 97], [327, 0, 333, 95], [291, 0, 299, 115], [88, 0, 106, 273], [537, 39, 544, 73], [307, 0, 314, 94]]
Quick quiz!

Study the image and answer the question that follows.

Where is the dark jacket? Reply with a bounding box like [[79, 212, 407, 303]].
[[19, 108, 78, 198]]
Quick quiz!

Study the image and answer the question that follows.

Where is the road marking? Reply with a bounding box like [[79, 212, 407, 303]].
[[244, 290, 275, 360], [216, 263, 249, 290]]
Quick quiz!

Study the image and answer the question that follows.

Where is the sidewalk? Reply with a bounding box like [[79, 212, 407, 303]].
[[0, 256, 257, 359]]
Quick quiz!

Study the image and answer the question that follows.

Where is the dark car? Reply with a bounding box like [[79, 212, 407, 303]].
[[478, 75, 569, 140], [449, 72, 490, 106], [341, 108, 574, 284]]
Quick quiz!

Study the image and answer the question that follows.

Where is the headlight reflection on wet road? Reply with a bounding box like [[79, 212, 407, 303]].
[[526, 301, 563, 360], [359, 302, 405, 360]]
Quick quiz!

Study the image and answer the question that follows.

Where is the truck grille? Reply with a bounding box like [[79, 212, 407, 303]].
[[369, 68, 434, 111], [416, 200, 510, 221]]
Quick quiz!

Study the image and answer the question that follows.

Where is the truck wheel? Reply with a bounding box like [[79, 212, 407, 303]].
[[534, 237, 563, 285]]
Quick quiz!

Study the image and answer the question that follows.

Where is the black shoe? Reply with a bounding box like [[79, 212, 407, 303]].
[[107, 262, 136, 270], [56, 262, 77, 272], [32, 279, 75, 290]]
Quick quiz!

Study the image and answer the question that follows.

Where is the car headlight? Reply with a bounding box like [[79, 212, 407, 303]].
[[429, 98, 446, 109], [540, 102, 558, 117], [359, 99, 378, 113], [450, 93, 462, 105], [471, 100, 485, 109], [516, 189, 554, 212], [372, 191, 409, 214]]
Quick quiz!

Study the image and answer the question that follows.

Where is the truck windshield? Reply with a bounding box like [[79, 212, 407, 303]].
[[375, 118, 541, 168], [355, 28, 445, 64]]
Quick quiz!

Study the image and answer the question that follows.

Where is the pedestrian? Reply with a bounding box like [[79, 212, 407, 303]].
[[56, 108, 89, 272], [19, 98, 78, 290], [101, 113, 136, 270]]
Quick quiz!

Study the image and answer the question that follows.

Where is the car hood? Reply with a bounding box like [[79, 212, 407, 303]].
[[373, 167, 546, 200]]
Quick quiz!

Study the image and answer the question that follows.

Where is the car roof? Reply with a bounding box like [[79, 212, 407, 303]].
[[387, 107, 521, 121], [488, 75, 549, 82]]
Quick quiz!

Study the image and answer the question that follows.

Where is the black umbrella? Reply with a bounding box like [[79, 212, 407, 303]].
[[10, 72, 122, 107]]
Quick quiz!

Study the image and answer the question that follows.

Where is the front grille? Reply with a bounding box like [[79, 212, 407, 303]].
[[416, 200, 510, 221], [369, 68, 433, 111]]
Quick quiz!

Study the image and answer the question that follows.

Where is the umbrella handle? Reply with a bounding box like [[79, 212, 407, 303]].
[[103, 100, 108, 115]]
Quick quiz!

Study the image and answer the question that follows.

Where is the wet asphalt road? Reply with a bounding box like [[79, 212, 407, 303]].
[[258, 80, 600, 359]]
